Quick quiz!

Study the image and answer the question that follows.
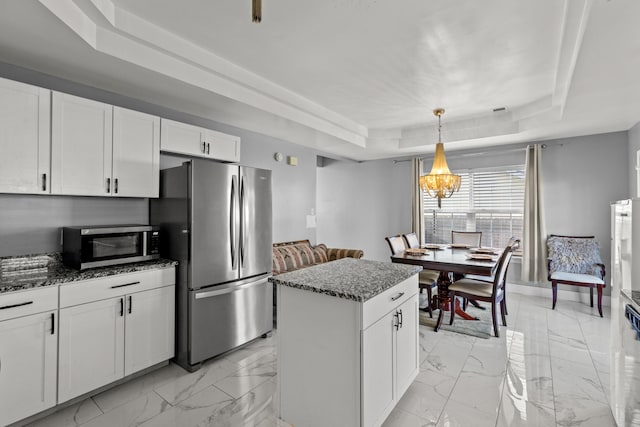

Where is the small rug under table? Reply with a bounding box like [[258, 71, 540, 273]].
[[418, 304, 497, 339]]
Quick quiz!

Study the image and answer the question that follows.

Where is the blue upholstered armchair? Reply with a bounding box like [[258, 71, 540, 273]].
[[546, 234, 606, 317]]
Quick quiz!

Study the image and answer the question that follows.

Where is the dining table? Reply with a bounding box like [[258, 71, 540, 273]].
[[391, 244, 504, 332]]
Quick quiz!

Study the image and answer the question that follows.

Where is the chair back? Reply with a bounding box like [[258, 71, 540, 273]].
[[451, 230, 482, 247], [546, 234, 603, 278], [385, 235, 407, 256], [402, 233, 420, 249], [491, 240, 518, 299]]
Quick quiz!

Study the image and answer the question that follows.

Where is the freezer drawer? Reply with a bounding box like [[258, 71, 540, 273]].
[[189, 276, 272, 365]]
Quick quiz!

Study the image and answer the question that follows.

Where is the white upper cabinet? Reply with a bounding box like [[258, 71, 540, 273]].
[[0, 78, 51, 194], [51, 92, 160, 197], [160, 118, 240, 162], [112, 107, 160, 197], [51, 92, 113, 196]]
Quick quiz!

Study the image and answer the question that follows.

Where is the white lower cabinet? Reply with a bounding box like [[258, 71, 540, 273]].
[[58, 268, 175, 403], [0, 287, 58, 427], [278, 274, 419, 427]]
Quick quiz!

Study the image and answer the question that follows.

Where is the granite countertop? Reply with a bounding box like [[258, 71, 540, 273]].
[[0, 253, 177, 295], [269, 257, 422, 302]]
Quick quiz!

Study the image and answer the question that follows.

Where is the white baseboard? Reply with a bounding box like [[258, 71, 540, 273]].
[[508, 282, 611, 307]]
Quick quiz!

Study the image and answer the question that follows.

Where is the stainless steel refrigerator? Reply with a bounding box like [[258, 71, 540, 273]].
[[150, 159, 272, 372]]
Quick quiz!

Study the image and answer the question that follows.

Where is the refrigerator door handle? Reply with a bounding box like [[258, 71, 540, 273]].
[[230, 175, 238, 270], [240, 174, 246, 268], [194, 276, 269, 299]]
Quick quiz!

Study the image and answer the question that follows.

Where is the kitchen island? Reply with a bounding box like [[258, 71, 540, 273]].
[[269, 258, 421, 427]]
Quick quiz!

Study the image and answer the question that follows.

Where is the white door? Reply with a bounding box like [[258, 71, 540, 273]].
[[124, 286, 175, 376], [51, 92, 113, 196], [0, 311, 57, 426], [160, 118, 205, 157], [362, 311, 395, 427], [112, 107, 160, 197], [0, 78, 50, 194], [58, 298, 125, 403], [394, 295, 419, 399]]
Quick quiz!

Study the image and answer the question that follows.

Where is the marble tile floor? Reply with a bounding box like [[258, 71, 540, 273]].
[[23, 292, 615, 427]]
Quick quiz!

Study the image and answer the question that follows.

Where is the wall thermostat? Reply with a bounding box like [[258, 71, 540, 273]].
[[274, 152, 284, 162]]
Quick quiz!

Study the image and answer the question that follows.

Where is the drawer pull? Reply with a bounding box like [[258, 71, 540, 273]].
[[0, 301, 34, 310], [110, 281, 141, 289], [391, 292, 405, 301]]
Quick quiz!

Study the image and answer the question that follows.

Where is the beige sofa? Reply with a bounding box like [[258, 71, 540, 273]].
[[272, 239, 364, 275]]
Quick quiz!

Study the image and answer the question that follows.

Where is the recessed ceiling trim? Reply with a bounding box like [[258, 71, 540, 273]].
[[40, 0, 368, 147]]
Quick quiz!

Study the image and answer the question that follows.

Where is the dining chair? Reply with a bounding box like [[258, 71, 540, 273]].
[[451, 230, 482, 247], [401, 233, 440, 317], [447, 239, 517, 337], [464, 237, 520, 315]]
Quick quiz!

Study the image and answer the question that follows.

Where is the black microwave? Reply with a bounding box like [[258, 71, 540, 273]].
[[62, 225, 160, 270]]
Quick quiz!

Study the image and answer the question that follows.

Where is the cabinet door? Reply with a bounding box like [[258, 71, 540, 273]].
[[58, 298, 125, 403], [160, 118, 205, 157], [51, 92, 113, 196], [124, 286, 175, 376], [0, 311, 57, 426], [0, 78, 50, 194], [202, 129, 240, 162], [362, 311, 395, 427], [395, 295, 419, 399], [112, 107, 160, 197]]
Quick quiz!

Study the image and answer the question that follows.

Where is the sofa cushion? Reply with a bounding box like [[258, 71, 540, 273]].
[[272, 247, 300, 275], [313, 244, 328, 263]]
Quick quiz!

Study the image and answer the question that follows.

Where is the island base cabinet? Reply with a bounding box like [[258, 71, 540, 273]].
[[0, 311, 57, 426], [277, 274, 419, 427]]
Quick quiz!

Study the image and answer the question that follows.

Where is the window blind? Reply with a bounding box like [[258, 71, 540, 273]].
[[423, 166, 525, 247]]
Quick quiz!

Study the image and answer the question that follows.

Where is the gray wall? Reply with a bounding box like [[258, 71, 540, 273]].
[[0, 195, 147, 256], [0, 62, 318, 257], [315, 132, 629, 296], [316, 159, 411, 262], [629, 122, 640, 198]]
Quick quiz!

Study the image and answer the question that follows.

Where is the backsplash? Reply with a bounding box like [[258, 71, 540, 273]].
[[0, 194, 148, 257]]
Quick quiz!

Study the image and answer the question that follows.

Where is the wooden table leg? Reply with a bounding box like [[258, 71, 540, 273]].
[[434, 272, 479, 332]]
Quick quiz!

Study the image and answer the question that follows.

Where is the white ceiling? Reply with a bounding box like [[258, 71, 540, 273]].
[[0, 0, 639, 161]]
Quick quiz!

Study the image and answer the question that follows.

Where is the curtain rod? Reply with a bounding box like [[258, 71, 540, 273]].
[[392, 144, 547, 164]]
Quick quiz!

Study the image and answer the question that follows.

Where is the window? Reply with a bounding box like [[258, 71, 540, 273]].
[[423, 165, 525, 248]]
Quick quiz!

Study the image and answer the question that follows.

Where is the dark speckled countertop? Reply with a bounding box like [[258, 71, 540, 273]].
[[269, 258, 422, 302], [0, 253, 177, 295]]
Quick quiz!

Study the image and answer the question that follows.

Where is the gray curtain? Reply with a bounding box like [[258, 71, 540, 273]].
[[411, 158, 425, 244], [521, 144, 547, 283]]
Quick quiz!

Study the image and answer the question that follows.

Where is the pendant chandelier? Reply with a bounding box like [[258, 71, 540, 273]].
[[419, 108, 461, 208]]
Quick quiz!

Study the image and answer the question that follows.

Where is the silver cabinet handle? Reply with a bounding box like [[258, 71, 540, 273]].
[[128, 295, 132, 314], [42, 173, 47, 191], [206, 143, 210, 155], [391, 292, 405, 301], [110, 281, 140, 289], [0, 301, 33, 310], [114, 178, 119, 194], [51, 312, 55, 335], [201, 141, 206, 153], [398, 309, 403, 328], [106, 177, 111, 193], [393, 311, 399, 331], [119, 298, 124, 317]]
